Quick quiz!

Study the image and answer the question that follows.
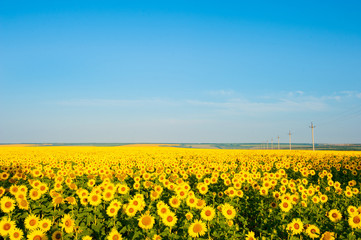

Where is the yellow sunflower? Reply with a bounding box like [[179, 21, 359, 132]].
[[169, 196, 181, 209], [0, 196, 16, 213], [279, 200, 292, 212], [82, 236, 92, 240], [0, 217, 15, 237], [124, 204, 137, 217], [188, 220, 207, 238], [320, 231, 335, 240], [200, 206, 216, 221], [305, 224, 320, 239], [138, 213, 155, 230], [128, 198, 144, 211], [0, 187, 5, 197], [117, 184, 129, 195], [25, 214, 40, 230], [88, 192, 102, 206], [17, 198, 29, 210], [157, 204, 170, 218], [221, 203, 236, 220], [245, 231, 257, 240], [29, 189, 41, 201], [186, 196, 197, 208], [102, 190, 114, 202], [27, 229, 48, 240], [9, 227, 24, 240], [287, 218, 303, 235], [60, 214, 74, 233], [195, 199, 206, 210], [162, 212, 177, 227], [106, 205, 119, 217], [348, 214, 361, 229], [328, 209, 342, 223], [347, 205, 358, 216], [152, 234, 161, 240], [185, 212, 193, 221], [9, 185, 19, 196], [39, 218, 52, 232], [107, 228, 123, 240]]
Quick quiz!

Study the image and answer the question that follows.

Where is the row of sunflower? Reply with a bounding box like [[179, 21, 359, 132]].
[[0, 146, 361, 239]]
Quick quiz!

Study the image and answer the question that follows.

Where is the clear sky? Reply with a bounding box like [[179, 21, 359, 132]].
[[1, 0, 361, 143]]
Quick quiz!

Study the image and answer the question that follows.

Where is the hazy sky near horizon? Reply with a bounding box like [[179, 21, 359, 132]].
[[1, 1, 361, 143]]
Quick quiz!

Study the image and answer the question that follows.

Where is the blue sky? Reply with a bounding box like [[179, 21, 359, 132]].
[[1, 0, 361, 143]]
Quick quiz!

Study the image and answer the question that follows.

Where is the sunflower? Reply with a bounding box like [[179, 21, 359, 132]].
[[38, 184, 48, 194], [201, 206, 216, 221], [15, 191, 26, 200], [124, 204, 137, 217], [348, 214, 361, 229], [87, 179, 96, 188], [347, 205, 358, 216], [236, 190, 244, 197], [320, 231, 335, 240], [162, 212, 177, 227], [60, 214, 74, 233], [88, 192, 102, 206], [305, 225, 320, 239], [39, 218, 52, 232], [195, 199, 206, 210], [150, 191, 160, 201], [188, 220, 207, 238], [106, 205, 119, 217], [80, 197, 88, 206], [51, 230, 62, 240], [312, 196, 320, 204], [9, 185, 19, 196], [29, 189, 41, 201], [320, 194, 328, 203], [109, 199, 122, 209], [52, 196, 64, 206], [102, 190, 114, 202], [107, 228, 123, 240], [128, 198, 144, 211], [152, 234, 161, 240], [0, 187, 5, 198], [138, 213, 155, 230], [279, 200, 292, 212], [25, 214, 40, 230], [16, 196, 29, 209], [328, 209, 342, 223], [176, 188, 187, 199], [198, 184, 208, 195], [0, 196, 16, 213], [82, 236, 92, 240], [9, 227, 24, 240], [186, 196, 197, 208], [0, 217, 15, 237], [185, 212, 193, 220], [117, 184, 129, 195], [157, 204, 170, 218], [169, 196, 181, 209], [27, 229, 48, 240], [287, 218, 303, 235], [259, 187, 268, 196], [245, 231, 257, 240], [222, 203, 236, 220]]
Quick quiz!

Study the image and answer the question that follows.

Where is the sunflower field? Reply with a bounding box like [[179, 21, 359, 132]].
[[0, 146, 361, 240]]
